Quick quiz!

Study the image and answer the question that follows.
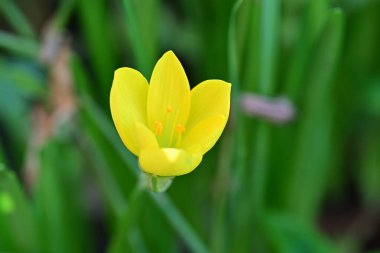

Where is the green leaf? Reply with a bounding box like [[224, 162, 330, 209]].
[[285, 0, 329, 100], [0, 31, 39, 58], [0, 59, 45, 99], [77, 0, 117, 105], [35, 138, 91, 253], [121, 0, 158, 76], [0, 167, 40, 252], [0, 0, 35, 38], [358, 126, 380, 208], [263, 213, 336, 253], [286, 9, 344, 221]]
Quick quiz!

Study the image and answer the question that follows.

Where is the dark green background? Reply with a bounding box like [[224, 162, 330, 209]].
[[0, 0, 380, 252]]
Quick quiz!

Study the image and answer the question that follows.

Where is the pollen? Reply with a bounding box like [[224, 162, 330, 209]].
[[176, 124, 186, 133], [154, 121, 163, 135]]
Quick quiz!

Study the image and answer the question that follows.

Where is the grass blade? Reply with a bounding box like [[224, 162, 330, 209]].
[[121, 0, 158, 76], [77, 0, 116, 104], [36, 139, 90, 253], [0, 167, 39, 252], [0, 0, 35, 38], [286, 9, 344, 221], [250, 0, 280, 217], [0, 31, 39, 58]]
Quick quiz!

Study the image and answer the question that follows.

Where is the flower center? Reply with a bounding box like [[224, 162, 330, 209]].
[[153, 106, 185, 148]]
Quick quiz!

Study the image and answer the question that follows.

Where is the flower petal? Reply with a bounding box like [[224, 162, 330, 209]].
[[133, 122, 159, 154], [139, 148, 202, 176], [187, 80, 231, 130], [181, 114, 227, 154], [147, 51, 191, 140], [110, 67, 149, 155]]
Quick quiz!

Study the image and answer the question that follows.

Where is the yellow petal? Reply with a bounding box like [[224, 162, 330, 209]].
[[133, 122, 159, 154], [187, 80, 231, 130], [147, 51, 190, 145], [110, 67, 149, 155], [139, 148, 202, 176], [181, 114, 226, 154]]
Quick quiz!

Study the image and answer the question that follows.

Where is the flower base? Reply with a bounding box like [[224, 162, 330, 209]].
[[141, 173, 174, 192]]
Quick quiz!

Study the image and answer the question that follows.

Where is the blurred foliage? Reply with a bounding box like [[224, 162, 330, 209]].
[[0, 0, 380, 252]]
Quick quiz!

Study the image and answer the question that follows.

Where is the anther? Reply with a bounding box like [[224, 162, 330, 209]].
[[154, 121, 163, 135], [176, 124, 185, 133], [166, 106, 173, 113]]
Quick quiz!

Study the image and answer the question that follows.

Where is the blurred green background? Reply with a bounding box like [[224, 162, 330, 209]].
[[1, 0, 380, 252]]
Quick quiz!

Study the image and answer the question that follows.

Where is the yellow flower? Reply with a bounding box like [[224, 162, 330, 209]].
[[110, 51, 231, 177]]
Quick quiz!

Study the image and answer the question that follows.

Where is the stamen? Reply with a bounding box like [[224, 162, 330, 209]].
[[175, 124, 185, 147], [154, 121, 163, 135], [166, 106, 173, 113], [176, 124, 185, 133]]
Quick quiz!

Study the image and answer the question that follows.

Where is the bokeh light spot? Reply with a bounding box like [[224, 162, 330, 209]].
[[0, 192, 15, 214]]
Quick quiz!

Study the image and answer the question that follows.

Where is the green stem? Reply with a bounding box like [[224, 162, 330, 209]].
[[150, 194, 209, 253], [108, 184, 146, 253]]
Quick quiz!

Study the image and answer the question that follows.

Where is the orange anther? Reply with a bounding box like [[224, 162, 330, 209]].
[[176, 124, 185, 133], [166, 106, 173, 113]]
